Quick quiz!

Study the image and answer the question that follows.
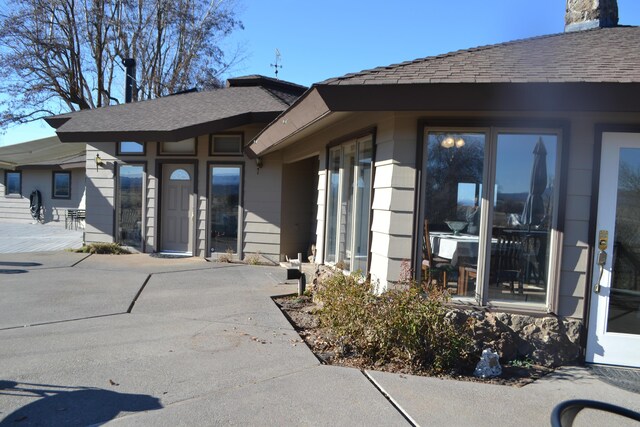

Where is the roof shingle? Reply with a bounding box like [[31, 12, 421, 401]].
[[319, 26, 640, 86]]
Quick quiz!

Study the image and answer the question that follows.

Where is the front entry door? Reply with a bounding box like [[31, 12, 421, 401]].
[[161, 164, 194, 254], [586, 132, 640, 367]]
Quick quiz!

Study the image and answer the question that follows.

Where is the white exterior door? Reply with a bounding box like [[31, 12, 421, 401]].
[[586, 132, 640, 367], [161, 164, 194, 254]]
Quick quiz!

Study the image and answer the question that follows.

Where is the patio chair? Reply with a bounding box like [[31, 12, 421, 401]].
[[422, 219, 453, 287]]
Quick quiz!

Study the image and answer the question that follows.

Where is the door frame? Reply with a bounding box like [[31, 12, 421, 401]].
[[156, 159, 198, 254], [586, 125, 640, 366]]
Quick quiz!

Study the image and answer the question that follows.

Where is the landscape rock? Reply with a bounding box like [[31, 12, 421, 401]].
[[474, 348, 502, 378], [447, 307, 582, 368]]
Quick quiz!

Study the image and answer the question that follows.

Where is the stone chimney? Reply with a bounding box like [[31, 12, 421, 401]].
[[565, 0, 618, 32]]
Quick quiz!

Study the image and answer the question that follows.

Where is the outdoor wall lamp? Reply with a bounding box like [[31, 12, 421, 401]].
[[256, 157, 263, 174], [95, 153, 104, 171]]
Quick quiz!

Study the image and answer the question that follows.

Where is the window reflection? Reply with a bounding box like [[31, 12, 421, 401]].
[[117, 165, 144, 250], [423, 132, 485, 298], [488, 134, 557, 304], [210, 166, 241, 254], [608, 148, 640, 333], [325, 137, 373, 273]]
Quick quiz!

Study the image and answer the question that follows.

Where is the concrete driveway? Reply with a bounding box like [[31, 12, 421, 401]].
[[0, 252, 638, 426]]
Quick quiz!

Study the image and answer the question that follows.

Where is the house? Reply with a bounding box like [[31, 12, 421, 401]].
[[0, 136, 86, 224], [43, 1, 638, 368], [46, 75, 307, 260], [245, 1, 640, 368]]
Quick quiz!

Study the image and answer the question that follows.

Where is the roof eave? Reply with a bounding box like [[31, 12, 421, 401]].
[[56, 111, 281, 143], [248, 81, 640, 157], [315, 82, 640, 112], [247, 88, 332, 157]]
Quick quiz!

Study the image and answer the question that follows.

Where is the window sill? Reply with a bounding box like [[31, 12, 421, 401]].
[[447, 298, 551, 317], [4, 194, 22, 199]]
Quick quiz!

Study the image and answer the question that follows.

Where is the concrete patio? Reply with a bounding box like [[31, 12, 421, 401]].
[[0, 220, 83, 253], [0, 252, 638, 426]]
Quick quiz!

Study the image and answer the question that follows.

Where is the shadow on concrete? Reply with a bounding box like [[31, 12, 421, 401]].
[[0, 262, 42, 267], [0, 270, 27, 274], [0, 380, 162, 426]]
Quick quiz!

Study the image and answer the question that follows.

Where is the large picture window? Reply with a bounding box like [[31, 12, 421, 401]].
[[422, 127, 561, 308], [325, 136, 373, 273]]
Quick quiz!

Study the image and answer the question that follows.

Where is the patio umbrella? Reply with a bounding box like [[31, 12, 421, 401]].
[[521, 137, 548, 228]]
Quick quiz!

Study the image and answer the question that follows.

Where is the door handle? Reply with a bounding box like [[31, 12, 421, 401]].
[[594, 250, 607, 294]]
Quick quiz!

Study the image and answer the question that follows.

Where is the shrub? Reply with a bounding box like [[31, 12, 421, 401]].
[[243, 251, 261, 265], [316, 270, 474, 373], [216, 249, 234, 263], [74, 243, 130, 254]]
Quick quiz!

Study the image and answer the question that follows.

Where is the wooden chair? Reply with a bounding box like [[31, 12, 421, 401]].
[[422, 219, 452, 287], [457, 258, 477, 296], [494, 231, 525, 293]]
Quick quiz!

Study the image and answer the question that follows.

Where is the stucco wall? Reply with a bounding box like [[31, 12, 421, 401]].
[[0, 168, 85, 224]]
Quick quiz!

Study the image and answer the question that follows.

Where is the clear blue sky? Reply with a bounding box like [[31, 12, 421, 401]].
[[2, 0, 639, 146]]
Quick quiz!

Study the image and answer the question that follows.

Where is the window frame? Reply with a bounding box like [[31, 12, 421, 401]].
[[117, 141, 146, 156], [51, 171, 72, 199], [115, 162, 147, 251], [324, 132, 375, 274], [209, 133, 244, 156], [418, 123, 566, 312], [207, 161, 244, 258], [4, 170, 22, 197]]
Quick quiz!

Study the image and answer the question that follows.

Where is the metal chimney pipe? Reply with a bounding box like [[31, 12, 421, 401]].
[[123, 58, 136, 103]]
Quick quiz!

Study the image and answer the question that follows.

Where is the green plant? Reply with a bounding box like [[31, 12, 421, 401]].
[[510, 357, 534, 368], [316, 268, 474, 374], [74, 243, 131, 255]]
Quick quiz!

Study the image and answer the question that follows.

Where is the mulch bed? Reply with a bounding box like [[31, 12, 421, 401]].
[[274, 294, 553, 387]]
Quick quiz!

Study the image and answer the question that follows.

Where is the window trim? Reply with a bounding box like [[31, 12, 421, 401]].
[[206, 161, 245, 258], [323, 132, 375, 274], [51, 171, 72, 199], [418, 121, 568, 312], [115, 162, 147, 252], [4, 170, 22, 197], [117, 141, 146, 156], [209, 133, 244, 156], [157, 138, 197, 156]]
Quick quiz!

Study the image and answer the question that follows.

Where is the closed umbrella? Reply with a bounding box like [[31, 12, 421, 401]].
[[521, 138, 548, 228]]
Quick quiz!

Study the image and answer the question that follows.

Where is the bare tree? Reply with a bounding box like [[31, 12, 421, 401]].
[[0, 0, 243, 126]]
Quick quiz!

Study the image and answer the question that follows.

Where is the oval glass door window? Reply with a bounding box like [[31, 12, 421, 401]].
[[169, 169, 190, 181]]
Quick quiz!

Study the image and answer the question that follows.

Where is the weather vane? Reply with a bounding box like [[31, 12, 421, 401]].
[[270, 49, 282, 79]]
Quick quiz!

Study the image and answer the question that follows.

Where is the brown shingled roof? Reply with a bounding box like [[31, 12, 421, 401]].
[[320, 26, 640, 86], [46, 76, 306, 143]]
